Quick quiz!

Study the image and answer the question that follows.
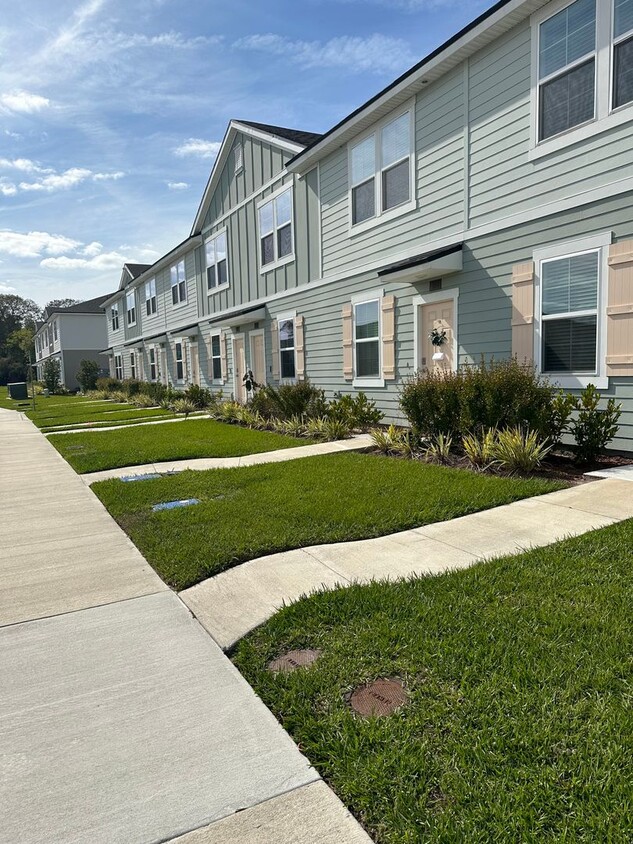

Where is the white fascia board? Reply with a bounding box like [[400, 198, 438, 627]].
[[288, 0, 545, 174]]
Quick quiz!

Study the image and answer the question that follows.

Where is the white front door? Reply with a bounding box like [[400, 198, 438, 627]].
[[419, 299, 456, 373], [249, 330, 266, 388], [233, 335, 246, 402]]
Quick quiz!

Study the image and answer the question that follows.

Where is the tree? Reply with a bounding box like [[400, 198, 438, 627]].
[[43, 358, 61, 394], [76, 359, 100, 392], [45, 298, 80, 311], [0, 295, 42, 385]]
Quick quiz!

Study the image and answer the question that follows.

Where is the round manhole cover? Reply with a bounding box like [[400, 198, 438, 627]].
[[267, 649, 321, 674], [348, 678, 409, 717]]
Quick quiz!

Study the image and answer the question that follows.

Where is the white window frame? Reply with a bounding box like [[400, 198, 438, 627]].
[[114, 353, 123, 381], [257, 185, 294, 273], [529, 0, 633, 159], [130, 351, 136, 380], [145, 278, 157, 317], [533, 231, 611, 389], [126, 290, 136, 327], [351, 288, 384, 388], [148, 345, 158, 381], [53, 320, 58, 341], [205, 228, 229, 294], [170, 259, 187, 306], [347, 102, 416, 236], [277, 310, 297, 382], [174, 339, 186, 382], [111, 302, 119, 332], [209, 331, 223, 383]]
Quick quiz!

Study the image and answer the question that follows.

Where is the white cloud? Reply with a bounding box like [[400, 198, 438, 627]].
[[174, 138, 222, 159], [92, 171, 125, 181], [40, 251, 129, 270], [19, 167, 92, 192], [0, 157, 53, 174], [81, 241, 103, 257], [167, 181, 189, 190], [0, 91, 50, 114], [233, 33, 416, 75], [0, 181, 17, 196], [0, 230, 82, 259], [0, 282, 17, 294]]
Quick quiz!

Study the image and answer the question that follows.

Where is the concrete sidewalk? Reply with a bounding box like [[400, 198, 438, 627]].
[[0, 409, 372, 844], [80, 434, 373, 484], [181, 478, 633, 650]]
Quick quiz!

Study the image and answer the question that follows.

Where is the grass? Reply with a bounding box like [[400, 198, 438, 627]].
[[41, 413, 180, 432], [233, 518, 633, 843], [51, 417, 311, 473], [92, 452, 563, 589]]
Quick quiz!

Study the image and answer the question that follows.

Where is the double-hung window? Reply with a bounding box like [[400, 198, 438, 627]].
[[126, 291, 136, 327], [210, 333, 222, 380], [259, 188, 293, 268], [175, 341, 185, 381], [350, 109, 412, 226], [537, 0, 596, 141], [614, 0, 633, 107], [130, 351, 136, 380], [148, 346, 157, 381], [145, 278, 157, 316], [114, 354, 123, 380], [354, 299, 381, 379], [111, 302, 119, 331], [53, 320, 58, 341], [205, 232, 228, 291], [171, 260, 187, 305], [278, 317, 296, 379]]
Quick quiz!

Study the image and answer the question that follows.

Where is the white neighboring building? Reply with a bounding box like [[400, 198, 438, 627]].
[[34, 293, 116, 390]]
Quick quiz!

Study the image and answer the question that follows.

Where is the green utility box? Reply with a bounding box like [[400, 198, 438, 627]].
[[7, 382, 28, 400]]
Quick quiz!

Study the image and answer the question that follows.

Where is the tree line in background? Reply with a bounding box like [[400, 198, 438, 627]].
[[0, 295, 79, 385]]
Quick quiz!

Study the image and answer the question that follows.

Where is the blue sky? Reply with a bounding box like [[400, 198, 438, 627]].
[[0, 0, 487, 306]]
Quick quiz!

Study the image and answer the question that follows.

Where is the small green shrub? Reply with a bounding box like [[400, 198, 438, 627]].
[[550, 390, 577, 445], [184, 384, 213, 409], [570, 384, 622, 464], [76, 359, 100, 392], [96, 377, 121, 393], [423, 433, 453, 464], [110, 390, 129, 403], [370, 424, 410, 455], [305, 417, 329, 440], [120, 378, 143, 398], [491, 427, 552, 474], [250, 380, 327, 420], [280, 416, 307, 437], [173, 398, 196, 418], [216, 400, 241, 423], [43, 358, 61, 394], [462, 429, 498, 471], [322, 418, 351, 441], [327, 392, 383, 428], [131, 393, 155, 408]]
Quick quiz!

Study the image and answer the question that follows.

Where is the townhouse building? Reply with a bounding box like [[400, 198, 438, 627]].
[[104, 0, 633, 450], [35, 293, 115, 389]]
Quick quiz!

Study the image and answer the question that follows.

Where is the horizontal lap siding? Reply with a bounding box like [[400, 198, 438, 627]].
[[320, 68, 466, 277], [163, 250, 200, 332]]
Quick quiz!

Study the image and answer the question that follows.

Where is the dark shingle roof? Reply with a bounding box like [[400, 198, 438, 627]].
[[237, 121, 322, 148], [45, 292, 117, 317], [124, 263, 152, 279]]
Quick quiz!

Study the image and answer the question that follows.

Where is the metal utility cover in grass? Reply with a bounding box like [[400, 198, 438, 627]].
[[267, 649, 322, 674], [152, 498, 201, 512], [121, 473, 162, 482], [348, 678, 409, 717]]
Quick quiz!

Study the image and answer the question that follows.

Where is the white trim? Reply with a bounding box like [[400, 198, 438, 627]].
[[208, 330, 224, 384], [170, 258, 188, 306], [249, 328, 266, 385], [352, 294, 383, 387], [232, 332, 245, 399], [200, 173, 288, 236], [412, 288, 460, 373], [533, 231, 611, 388], [205, 226, 230, 295], [276, 311, 297, 382], [258, 184, 295, 274], [126, 290, 136, 327]]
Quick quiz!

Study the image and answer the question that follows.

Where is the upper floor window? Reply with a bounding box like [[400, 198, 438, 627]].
[[258, 188, 293, 269], [171, 259, 187, 305], [350, 109, 412, 227], [53, 320, 58, 341], [614, 0, 633, 107], [205, 231, 228, 292], [111, 302, 119, 332], [126, 290, 136, 327], [145, 278, 157, 316], [533, 0, 633, 150]]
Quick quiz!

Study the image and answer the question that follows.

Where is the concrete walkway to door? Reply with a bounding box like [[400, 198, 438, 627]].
[[0, 409, 371, 844]]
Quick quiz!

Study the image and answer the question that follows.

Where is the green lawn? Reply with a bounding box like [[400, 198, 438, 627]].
[[41, 413, 178, 432], [93, 453, 563, 589], [234, 518, 633, 844], [51, 417, 310, 473]]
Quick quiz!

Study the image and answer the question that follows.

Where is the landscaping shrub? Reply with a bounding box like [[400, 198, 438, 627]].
[[250, 380, 327, 420], [491, 427, 552, 473], [96, 377, 121, 393], [184, 384, 213, 409], [76, 359, 100, 392], [43, 358, 61, 394], [423, 433, 453, 463], [142, 382, 169, 404], [570, 384, 622, 464], [130, 393, 155, 408], [120, 378, 143, 398], [327, 391, 383, 428], [400, 358, 560, 440], [172, 398, 196, 417], [370, 423, 413, 456], [462, 428, 497, 471]]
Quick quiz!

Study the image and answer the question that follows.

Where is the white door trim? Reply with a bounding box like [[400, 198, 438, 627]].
[[412, 288, 459, 373], [249, 328, 266, 385], [232, 332, 245, 401]]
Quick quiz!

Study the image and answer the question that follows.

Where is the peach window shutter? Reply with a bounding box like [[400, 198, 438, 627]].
[[295, 315, 305, 380], [271, 321, 280, 381], [606, 240, 633, 376], [220, 332, 228, 383], [342, 303, 353, 380], [511, 261, 535, 363], [381, 295, 396, 380]]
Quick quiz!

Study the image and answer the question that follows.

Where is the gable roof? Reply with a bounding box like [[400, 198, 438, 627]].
[[42, 292, 117, 320], [191, 118, 321, 236], [125, 263, 152, 280], [288, 0, 546, 173]]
